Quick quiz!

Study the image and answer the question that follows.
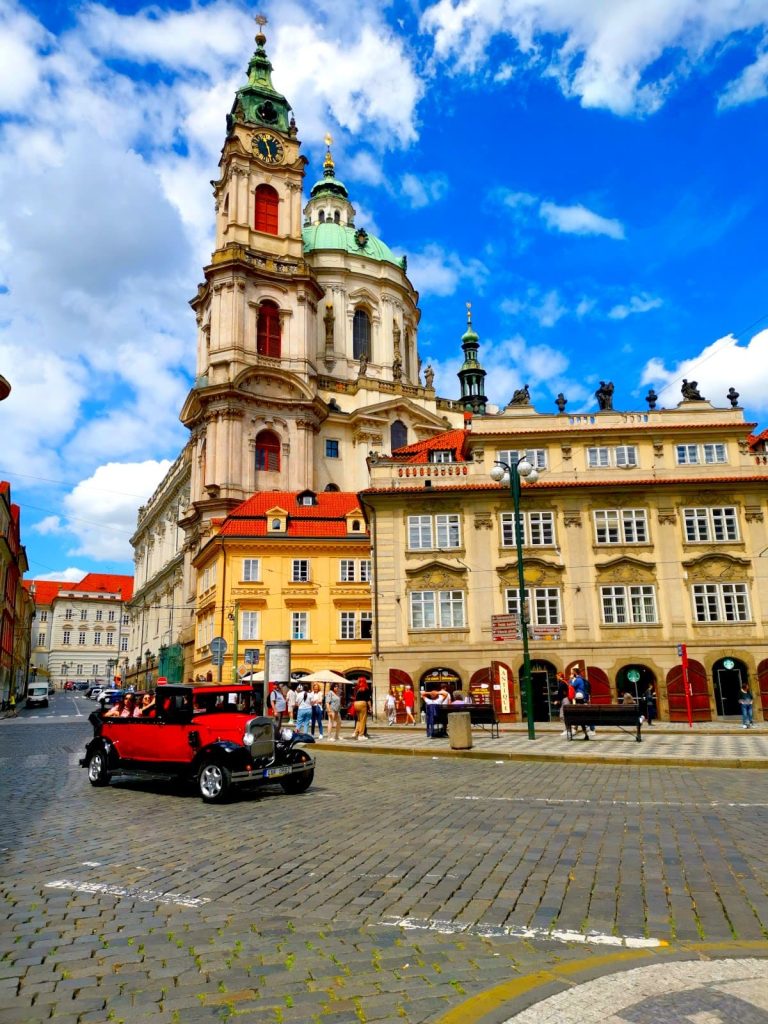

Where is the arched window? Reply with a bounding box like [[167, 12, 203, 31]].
[[257, 301, 281, 358], [324, 483, 340, 492], [254, 184, 279, 235], [334, 210, 340, 224], [255, 430, 280, 472], [353, 308, 371, 360], [391, 420, 407, 451], [318, 210, 325, 223]]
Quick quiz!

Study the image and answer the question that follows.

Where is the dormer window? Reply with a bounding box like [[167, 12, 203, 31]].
[[271, 518, 283, 531], [430, 450, 453, 463], [298, 490, 317, 507]]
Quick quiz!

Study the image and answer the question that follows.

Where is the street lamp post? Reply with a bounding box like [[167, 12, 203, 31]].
[[144, 649, 152, 691], [490, 457, 539, 740]]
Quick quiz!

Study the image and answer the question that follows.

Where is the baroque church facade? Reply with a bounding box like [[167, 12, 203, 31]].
[[128, 25, 465, 676]]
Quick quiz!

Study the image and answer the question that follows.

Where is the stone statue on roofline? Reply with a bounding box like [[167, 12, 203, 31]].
[[555, 393, 567, 413], [681, 379, 704, 401], [424, 364, 435, 389], [508, 383, 531, 406], [595, 380, 614, 410]]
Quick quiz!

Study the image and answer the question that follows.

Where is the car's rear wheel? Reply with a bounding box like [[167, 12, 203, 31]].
[[198, 761, 231, 803], [280, 768, 314, 794], [87, 750, 111, 787]]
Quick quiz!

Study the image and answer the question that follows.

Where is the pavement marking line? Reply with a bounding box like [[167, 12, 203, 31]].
[[380, 916, 666, 949], [432, 949, 651, 1024], [456, 796, 768, 808], [46, 879, 210, 908]]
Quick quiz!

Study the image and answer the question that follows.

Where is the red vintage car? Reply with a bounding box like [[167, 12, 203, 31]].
[[80, 684, 315, 803]]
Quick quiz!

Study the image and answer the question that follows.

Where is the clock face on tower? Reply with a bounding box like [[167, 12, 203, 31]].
[[253, 132, 284, 164]]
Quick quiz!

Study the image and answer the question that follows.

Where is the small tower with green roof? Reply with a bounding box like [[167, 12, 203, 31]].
[[457, 303, 487, 415]]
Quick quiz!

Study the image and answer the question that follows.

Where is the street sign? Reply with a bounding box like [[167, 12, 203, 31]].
[[528, 626, 561, 641], [211, 652, 225, 667], [210, 636, 227, 655], [627, 669, 640, 683], [723, 658, 735, 670], [244, 648, 260, 665], [491, 614, 520, 641], [677, 643, 685, 657], [156, 676, 167, 685]]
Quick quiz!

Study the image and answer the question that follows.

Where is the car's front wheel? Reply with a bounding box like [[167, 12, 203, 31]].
[[87, 750, 111, 787], [198, 761, 231, 804], [280, 768, 314, 794]]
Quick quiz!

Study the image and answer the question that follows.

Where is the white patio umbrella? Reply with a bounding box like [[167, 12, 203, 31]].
[[300, 669, 348, 684], [239, 670, 264, 682]]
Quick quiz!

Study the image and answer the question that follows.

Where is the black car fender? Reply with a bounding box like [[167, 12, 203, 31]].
[[192, 740, 251, 775], [282, 747, 315, 771], [83, 735, 119, 770]]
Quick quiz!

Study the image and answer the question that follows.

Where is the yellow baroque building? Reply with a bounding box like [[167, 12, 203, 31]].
[[192, 489, 372, 696], [362, 397, 768, 724]]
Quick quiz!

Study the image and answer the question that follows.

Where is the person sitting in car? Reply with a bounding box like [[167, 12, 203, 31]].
[[120, 693, 137, 718], [104, 695, 126, 718], [137, 693, 155, 718]]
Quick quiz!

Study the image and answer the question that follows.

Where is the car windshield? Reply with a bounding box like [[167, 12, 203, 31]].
[[192, 690, 261, 715]]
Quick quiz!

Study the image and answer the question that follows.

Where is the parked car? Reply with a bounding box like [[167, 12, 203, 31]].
[[26, 683, 49, 709], [47, 684, 55, 696], [97, 688, 125, 709], [86, 686, 102, 700], [74, 681, 89, 691], [80, 684, 315, 803], [63, 681, 75, 691]]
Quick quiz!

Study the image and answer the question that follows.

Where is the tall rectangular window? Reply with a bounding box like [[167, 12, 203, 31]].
[[39, 611, 47, 622], [38, 632, 46, 648], [340, 612, 356, 639], [505, 588, 561, 625], [409, 591, 465, 629], [360, 560, 372, 583], [683, 507, 738, 542], [408, 515, 433, 549], [92, 664, 99, 676], [241, 611, 259, 640], [291, 559, 310, 583], [435, 514, 461, 549], [594, 509, 648, 544], [501, 511, 555, 547], [325, 439, 340, 458], [703, 443, 727, 464], [692, 583, 750, 622], [360, 611, 373, 638], [94, 632, 101, 645], [80, 609, 88, 620], [676, 444, 699, 464], [120, 636, 128, 652], [587, 447, 610, 468], [106, 632, 114, 645], [615, 445, 638, 467], [108, 610, 116, 621], [243, 558, 261, 582], [291, 612, 309, 640], [95, 610, 103, 621], [601, 585, 657, 624], [78, 631, 86, 645], [340, 559, 355, 582]]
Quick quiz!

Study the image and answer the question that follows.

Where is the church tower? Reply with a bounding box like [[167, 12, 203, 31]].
[[457, 303, 487, 414], [180, 18, 325, 544]]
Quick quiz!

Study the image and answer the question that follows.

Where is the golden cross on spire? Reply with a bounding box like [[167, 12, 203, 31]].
[[324, 132, 333, 149], [255, 13, 268, 28], [466, 300, 472, 324]]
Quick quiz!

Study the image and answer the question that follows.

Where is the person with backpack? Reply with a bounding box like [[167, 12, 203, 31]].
[[570, 667, 594, 738], [555, 673, 570, 737], [295, 684, 312, 733], [269, 682, 287, 729]]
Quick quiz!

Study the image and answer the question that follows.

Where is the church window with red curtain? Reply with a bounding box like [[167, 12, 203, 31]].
[[257, 301, 281, 358], [255, 430, 281, 472], [254, 184, 279, 234]]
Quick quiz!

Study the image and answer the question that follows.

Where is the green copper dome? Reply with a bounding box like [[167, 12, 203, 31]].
[[302, 223, 406, 269]]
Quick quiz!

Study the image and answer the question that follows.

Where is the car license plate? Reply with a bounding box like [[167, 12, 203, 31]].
[[264, 766, 290, 778]]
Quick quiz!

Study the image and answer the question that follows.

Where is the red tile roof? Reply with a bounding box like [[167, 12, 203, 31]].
[[25, 574, 134, 602], [217, 491, 368, 539], [747, 429, 768, 449], [385, 429, 471, 464], [23, 580, 66, 606]]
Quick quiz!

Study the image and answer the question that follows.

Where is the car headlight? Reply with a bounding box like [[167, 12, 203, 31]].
[[243, 731, 254, 746], [280, 728, 294, 741]]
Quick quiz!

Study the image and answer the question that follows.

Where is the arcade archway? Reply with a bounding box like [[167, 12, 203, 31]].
[[616, 664, 656, 703]]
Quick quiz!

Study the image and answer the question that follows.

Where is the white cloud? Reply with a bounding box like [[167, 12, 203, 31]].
[[400, 172, 449, 208], [540, 201, 625, 239], [494, 63, 515, 83], [718, 46, 768, 109], [348, 151, 386, 186], [33, 567, 87, 583], [502, 289, 567, 327], [640, 328, 768, 411], [421, 0, 768, 116], [404, 244, 488, 297], [62, 461, 172, 561], [608, 294, 663, 320], [0, 2, 48, 113], [30, 515, 65, 536]]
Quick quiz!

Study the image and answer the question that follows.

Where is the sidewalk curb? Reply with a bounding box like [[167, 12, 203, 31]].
[[430, 940, 768, 1024], [322, 738, 768, 770]]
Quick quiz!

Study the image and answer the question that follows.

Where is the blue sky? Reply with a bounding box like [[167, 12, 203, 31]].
[[1, 0, 768, 580]]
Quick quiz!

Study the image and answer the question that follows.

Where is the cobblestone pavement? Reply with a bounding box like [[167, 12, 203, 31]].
[[1, 718, 767, 1023]]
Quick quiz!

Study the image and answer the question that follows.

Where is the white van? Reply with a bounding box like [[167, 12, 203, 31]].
[[26, 683, 49, 708]]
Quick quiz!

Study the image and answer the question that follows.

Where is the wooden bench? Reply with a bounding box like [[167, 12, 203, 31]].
[[563, 703, 643, 742], [439, 704, 500, 738]]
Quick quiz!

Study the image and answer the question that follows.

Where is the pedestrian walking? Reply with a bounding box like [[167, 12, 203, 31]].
[[403, 683, 415, 725], [295, 685, 312, 734], [286, 683, 298, 723], [570, 667, 592, 738], [739, 681, 754, 728], [309, 682, 324, 738], [353, 676, 371, 741], [645, 685, 656, 724], [384, 690, 396, 726], [269, 682, 287, 729], [555, 673, 570, 737], [326, 682, 342, 741], [8, 691, 16, 717]]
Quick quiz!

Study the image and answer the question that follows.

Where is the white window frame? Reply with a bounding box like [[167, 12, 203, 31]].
[[587, 446, 610, 468], [39, 611, 47, 622], [703, 443, 727, 464], [360, 560, 372, 583], [505, 587, 562, 626], [38, 632, 46, 648], [95, 610, 103, 621], [677, 443, 728, 466], [498, 449, 548, 471], [108, 610, 116, 622], [94, 632, 101, 645], [78, 631, 86, 645], [291, 559, 310, 583], [340, 612, 356, 639], [340, 559, 356, 582], [601, 585, 658, 624], [106, 632, 114, 645], [291, 612, 309, 640], [430, 450, 453, 463], [692, 582, 750, 623], [500, 511, 555, 548], [80, 609, 88, 621], [435, 514, 461, 549], [408, 515, 433, 549], [120, 636, 128, 652], [241, 611, 260, 641], [409, 590, 465, 629], [63, 630, 71, 645], [683, 506, 739, 543], [615, 445, 638, 468], [408, 514, 461, 550], [593, 508, 648, 544], [242, 558, 261, 582], [587, 446, 637, 469]]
